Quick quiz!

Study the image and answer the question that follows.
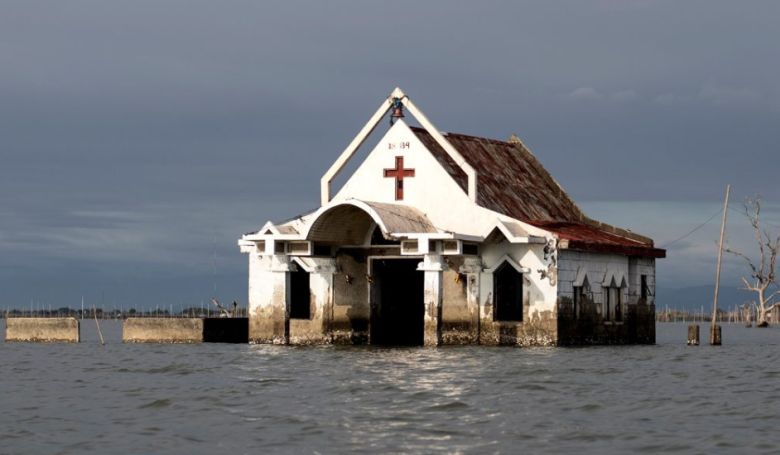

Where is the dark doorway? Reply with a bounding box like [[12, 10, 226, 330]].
[[494, 262, 523, 322], [371, 258, 425, 346], [290, 268, 311, 320]]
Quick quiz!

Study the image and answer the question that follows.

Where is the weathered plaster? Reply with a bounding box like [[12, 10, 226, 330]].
[[440, 256, 479, 344], [331, 250, 369, 344], [248, 254, 292, 344], [419, 254, 444, 346], [478, 241, 558, 346], [288, 257, 337, 345]]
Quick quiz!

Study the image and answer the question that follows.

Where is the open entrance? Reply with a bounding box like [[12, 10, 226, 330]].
[[370, 258, 424, 346]]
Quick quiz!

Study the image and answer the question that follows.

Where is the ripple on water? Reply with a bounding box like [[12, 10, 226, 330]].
[[138, 398, 172, 409], [422, 401, 470, 412]]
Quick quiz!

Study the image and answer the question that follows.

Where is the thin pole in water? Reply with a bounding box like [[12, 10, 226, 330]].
[[710, 184, 730, 346], [93, 305, 105, 346]]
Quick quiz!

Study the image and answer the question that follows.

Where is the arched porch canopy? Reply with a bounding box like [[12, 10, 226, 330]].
[[302, 199, 438, 246]]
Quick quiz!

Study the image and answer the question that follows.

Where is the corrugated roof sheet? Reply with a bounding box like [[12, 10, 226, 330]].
[[306, 200, 437, 245], [363, 201, 438, 234], [411, 126, 665, 258]]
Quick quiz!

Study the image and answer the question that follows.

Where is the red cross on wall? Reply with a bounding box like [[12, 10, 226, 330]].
[[383, 156, 415, 200]]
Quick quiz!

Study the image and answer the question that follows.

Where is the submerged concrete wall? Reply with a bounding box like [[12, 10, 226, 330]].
[[123, 318, 203, 343], [5, 317, 80, 343]]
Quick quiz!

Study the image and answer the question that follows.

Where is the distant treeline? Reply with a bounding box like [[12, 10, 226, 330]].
[[1, 306, 247, 319], [656, 307, 775, 324]]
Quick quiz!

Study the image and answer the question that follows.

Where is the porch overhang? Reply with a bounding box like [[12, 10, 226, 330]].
[[303, 199, 439, 245]]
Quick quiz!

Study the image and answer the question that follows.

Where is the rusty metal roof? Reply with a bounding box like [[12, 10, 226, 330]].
[[531, 221, 666, 258], [411, 127, 665, 258]]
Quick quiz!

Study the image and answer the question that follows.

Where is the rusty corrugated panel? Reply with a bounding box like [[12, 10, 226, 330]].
[[411, 127, 665, 258], [411, 127, 584, 221], [411, 127, 468, 192]]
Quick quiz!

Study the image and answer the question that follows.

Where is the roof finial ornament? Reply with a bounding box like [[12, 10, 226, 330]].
[[508, 134, 522, 145]]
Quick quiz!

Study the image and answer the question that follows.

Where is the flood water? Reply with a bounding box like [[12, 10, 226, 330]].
[[1, 321, 779, 454]]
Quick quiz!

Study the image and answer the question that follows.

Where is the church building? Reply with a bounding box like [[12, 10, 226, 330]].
[[238, 88, 665, 346]]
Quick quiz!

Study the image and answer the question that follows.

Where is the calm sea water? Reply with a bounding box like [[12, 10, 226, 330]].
[[1, 320, 779, 455]]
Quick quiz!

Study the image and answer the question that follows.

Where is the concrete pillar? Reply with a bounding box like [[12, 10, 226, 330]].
[[419, 254, 445, 347], [459, 257, 483, 343], [312, 258, 338, 337], [478, 270, 498, 345], [248, 254, 293, 344]]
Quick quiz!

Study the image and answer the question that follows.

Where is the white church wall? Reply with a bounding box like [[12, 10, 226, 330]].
[[247, 253, 291, 344], [476, 240, 558, 345], [332, 120, 519, 238]]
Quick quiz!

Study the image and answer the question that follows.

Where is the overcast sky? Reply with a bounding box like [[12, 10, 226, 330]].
[[1, 1, 779, 310]]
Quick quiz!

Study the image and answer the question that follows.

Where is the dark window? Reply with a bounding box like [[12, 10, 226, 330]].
[[572, 280, 589, 318], [573, 286, 580, 314], [573, 286, 583, 317], [494, 262, 523, 322], [290, 268, 311, 319], [312, 244, 332, 257], [462, 243, 479, 256], [604, 286, 622, 322], [641, 275, 648, 301]]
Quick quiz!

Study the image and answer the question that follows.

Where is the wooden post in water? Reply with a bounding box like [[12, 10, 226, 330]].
[[710, 184, 730, 346], [687, 324, 700, 345]]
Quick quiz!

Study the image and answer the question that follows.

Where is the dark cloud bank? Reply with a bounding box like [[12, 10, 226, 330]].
[[1, 1, 779, 309]]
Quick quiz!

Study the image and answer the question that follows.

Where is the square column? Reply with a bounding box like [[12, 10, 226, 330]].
[[289, 258, 338, 345], [248, 254, 293, 344], [418, 254, 445, 347], [459, 257, 483, 343]]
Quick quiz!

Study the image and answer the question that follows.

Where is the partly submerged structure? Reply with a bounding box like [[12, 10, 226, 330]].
[[238, 88, 665, 346]]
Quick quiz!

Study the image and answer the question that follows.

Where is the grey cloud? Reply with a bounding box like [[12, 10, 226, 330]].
[[1, 0, 779, 307]]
